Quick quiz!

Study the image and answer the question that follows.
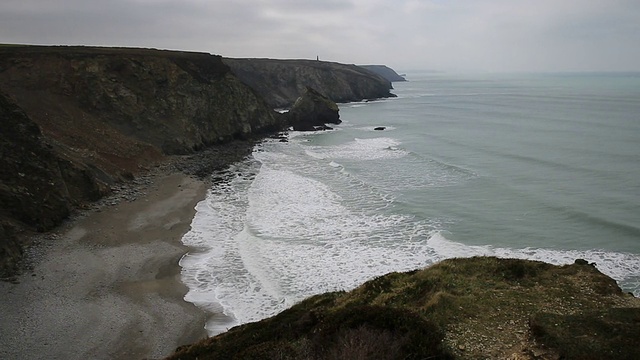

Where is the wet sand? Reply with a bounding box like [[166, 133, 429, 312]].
[[0, 173, 209, 360]]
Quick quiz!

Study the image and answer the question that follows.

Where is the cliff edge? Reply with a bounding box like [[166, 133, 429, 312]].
[[360, 65, 407, 82], [286, 87, 341, 131], [168, 257, 640, 360], [223, 58, 396, 108]]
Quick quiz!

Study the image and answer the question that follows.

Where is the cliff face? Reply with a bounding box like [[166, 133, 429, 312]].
[[0, 47, 281, 156], [223, 58, 396, 108], [0, 46, 285, 275], [286, 87, 341, 131], [359, 65, 407, 82], [0, 91, 109, 273]]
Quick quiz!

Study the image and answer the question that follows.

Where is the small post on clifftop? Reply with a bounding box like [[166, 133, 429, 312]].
[[316, 55, 319, 61]]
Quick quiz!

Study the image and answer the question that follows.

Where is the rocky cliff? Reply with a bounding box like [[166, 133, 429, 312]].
[[0, 91, 97, 273], [285, 87, 341, 131], [0, 47, 282, 155], [168, 257, 640, 360], [223, 58, 396, 108], [360, 65, 407, 82], [0, 46, 285, 275]]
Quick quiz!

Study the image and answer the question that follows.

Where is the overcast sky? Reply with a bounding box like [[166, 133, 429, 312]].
[[2, 0, 639, 72]]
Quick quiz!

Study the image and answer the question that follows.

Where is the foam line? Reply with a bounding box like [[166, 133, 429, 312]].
[[180, 131, 640, 338]]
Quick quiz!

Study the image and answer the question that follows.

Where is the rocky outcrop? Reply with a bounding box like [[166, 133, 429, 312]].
[[223, 58, 396, 108], [285, 87, 341, 131], [0, 91, 106, 275], [167, 257, 640, 360], [0, 223, 19, 277], [0, 91, 106, 224], [360, 65, 406, 82]]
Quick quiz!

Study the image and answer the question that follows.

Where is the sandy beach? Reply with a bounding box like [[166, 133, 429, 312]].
[[0, 172, 209, 360]]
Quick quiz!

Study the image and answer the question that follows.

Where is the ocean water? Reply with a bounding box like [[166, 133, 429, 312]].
[[180, 72, 640, 335]]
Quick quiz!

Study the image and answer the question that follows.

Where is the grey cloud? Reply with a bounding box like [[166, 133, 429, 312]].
[[1, 0, 639, 72]]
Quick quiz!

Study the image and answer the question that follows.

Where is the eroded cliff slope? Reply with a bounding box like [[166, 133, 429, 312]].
[[223, 58, 396, 108], [0, 47, 282, 155], [0, 46, 284, 275]]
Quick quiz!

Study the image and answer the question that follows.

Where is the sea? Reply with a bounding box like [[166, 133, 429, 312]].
[[180, 71, 640, 335]]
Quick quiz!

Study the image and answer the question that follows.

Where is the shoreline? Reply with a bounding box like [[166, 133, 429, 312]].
[[0, 170, 211, 359]]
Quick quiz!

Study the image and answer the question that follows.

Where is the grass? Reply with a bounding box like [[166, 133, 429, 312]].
[[169, 296, 451, 360], [165, 257, 640, 359], [530, 308, 640, 359]]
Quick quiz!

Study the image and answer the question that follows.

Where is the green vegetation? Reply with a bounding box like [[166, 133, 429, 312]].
[[530, 308, 640, 360], [168, 293, 451, 360], [167, 257, 640, 360]]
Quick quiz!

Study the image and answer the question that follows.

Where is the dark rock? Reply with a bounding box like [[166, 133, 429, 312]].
[[270, 133, 289, 142], [0, 91, 106, 275], [0, 46, 283, 157], [285, 87, 341, 131], [374, 126, 386, 131], [359, 65, 407, 82], [0, 222, 21, 277]]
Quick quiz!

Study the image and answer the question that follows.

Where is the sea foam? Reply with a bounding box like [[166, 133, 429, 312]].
[[181, 129, 640, 337]]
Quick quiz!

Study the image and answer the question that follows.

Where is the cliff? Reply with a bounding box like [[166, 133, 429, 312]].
[[285, 87, 341, 131], [0, 46, 285, 275], [0, 92, 96, 273], [168, 257, 640, 360], [0, 46, 282, 155], [360, 65, 407, 82], [0, 45, 396, 276], [223, 58, 396, 108]]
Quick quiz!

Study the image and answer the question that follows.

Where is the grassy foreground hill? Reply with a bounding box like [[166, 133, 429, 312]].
[[167, 257, 640, 360]]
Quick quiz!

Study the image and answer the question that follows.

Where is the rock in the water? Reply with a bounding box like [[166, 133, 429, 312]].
[[285, 87, 341, 131], [374, 126, 386, 131]]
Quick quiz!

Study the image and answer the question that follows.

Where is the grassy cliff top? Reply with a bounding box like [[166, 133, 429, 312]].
[[0, 44, 214, 57], [167, 257, 640, 360]]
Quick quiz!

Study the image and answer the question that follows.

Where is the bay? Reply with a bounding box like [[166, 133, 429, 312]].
[[181, 71, 640, 335]]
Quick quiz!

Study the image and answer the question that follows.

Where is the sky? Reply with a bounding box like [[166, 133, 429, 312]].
[[1, 0, 640, 73]]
